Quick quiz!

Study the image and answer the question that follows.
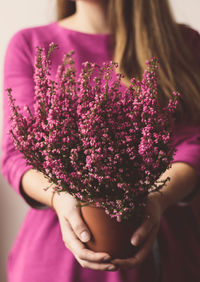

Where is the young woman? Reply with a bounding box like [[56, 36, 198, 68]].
[[2, 0, 200, 281]]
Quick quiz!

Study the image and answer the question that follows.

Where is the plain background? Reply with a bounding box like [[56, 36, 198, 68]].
[[0, 1, 200, 281]]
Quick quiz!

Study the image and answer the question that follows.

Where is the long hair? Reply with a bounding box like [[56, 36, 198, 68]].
[[57, 0, 75, 19], [56, 0, 200, 124]]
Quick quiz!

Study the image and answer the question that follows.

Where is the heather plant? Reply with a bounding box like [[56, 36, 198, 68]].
[[8, 43, 179, 221]]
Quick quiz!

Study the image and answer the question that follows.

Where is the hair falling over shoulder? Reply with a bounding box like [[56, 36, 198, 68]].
[[56, 0, 200, 124]]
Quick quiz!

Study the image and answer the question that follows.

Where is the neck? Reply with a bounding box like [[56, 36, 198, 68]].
[[76, 0, 110, 33], [68, 0, 110, 34]]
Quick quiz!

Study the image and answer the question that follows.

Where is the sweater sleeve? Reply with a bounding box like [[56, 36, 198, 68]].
[[171, 26, 200, 175], [1, 29, 46, 209], [172, 125, 200, 175]]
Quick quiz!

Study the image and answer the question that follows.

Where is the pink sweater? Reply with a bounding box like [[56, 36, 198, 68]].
[[1, 21, 200, 282]]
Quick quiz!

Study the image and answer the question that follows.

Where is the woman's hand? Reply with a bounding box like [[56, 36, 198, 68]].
[[111, 192, 164, 269], [53, 192, 118, 271]]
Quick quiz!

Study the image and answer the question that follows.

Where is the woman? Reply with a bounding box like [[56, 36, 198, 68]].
[[2, 0, 200, 281]]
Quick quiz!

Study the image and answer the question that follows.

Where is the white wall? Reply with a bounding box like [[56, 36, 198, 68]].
[[170, 0, 200, 32], [0, 1, 200, 282]]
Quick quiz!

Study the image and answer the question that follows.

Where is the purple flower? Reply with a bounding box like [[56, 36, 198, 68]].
[[8, 44, 180, 221]]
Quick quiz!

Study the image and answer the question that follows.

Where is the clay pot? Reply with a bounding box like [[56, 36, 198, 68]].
[[81, 205, 142, 259]]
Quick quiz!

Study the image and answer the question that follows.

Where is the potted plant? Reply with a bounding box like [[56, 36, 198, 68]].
[[8, 43, 179, 258]]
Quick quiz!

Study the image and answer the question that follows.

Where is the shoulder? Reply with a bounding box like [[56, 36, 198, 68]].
[[7, 22, 57, 43], [178, 23, 200, 38], [178, 24, 200, 50], [5, 22, 59, 62], [177, 23, 200, 63]]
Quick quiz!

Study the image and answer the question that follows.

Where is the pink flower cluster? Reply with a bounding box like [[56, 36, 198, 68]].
[[8, 43, 179, 221]]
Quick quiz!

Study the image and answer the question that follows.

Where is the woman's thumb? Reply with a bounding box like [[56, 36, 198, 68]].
[[68, 209, 91, 243]]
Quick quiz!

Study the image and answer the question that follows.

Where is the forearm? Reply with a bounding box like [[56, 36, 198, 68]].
[[155, 162, 199, 212], [21, 169, 55, 208], [21, 163, 199, 211]]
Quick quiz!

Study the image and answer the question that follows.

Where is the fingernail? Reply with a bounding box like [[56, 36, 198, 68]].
[[80, 231, 90, 242], [131, 237, 139, 246]]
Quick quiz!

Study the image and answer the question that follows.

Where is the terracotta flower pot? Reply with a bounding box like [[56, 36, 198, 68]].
[[81, 205, 142, 259]]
